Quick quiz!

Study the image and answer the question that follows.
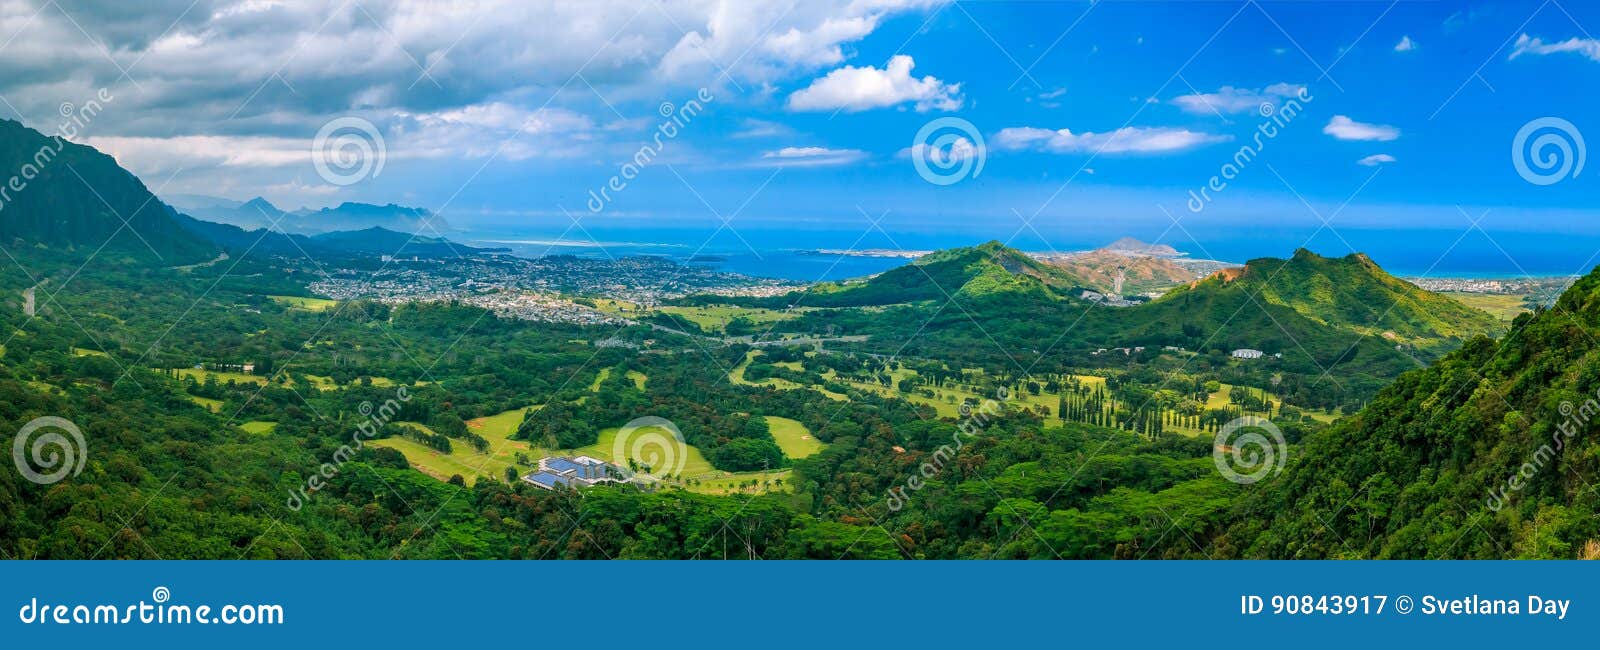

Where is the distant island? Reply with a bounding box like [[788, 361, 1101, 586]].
[[1100, 236, 1184, 257], [798, 248, 931, 259]]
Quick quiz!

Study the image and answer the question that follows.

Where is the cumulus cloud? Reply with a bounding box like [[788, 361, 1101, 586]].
[[1509, 34, 1600, 62], [787, 55, 963, 112], [757, 146, 867, 167], [1323, 115, 1400, 141], [1357, 153, 1396, 166], [1394, 35, 1416, 52], [899, 136, 982, 164], [993, 125, 1227, 154], [0, 0, 946, 201], [1170, 83, 1305, 115], [393, 103, 598, 159], [0, 0, 945, 141], [85, 134, 315, 174], [658, 0, 946, 81], [86, 101, 597, 176]]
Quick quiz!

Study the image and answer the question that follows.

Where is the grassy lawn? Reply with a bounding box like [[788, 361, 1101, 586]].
[[768, 416, 822, 459], [687, 469, 793, 495], [467, 407, 529, 438], [729, 350, 805, 390], [375, 407, 542, 483], [580, 426, 715, 477], [658, 305, 805, 333], [1441, 292, 1530, 322], [377, 404, 802, 495], [239, 421, 277, 434], [177, 368, 266, 386], [589, 299, 806, 334], [835, 367, 969, 418], [370, 436, 505, 482], [833, 367, 1112, 420], [589, 367, 612, 392], [625, 370, 648, 390], [269, 295, 338, 312], [1193, 382, 1339, 427], [589, 298, 643, 316], [71, 347, 110, 358], [187, 395, 222, 413]]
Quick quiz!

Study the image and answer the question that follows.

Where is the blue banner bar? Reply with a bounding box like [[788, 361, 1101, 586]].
[[2, 561, 1595, 647]]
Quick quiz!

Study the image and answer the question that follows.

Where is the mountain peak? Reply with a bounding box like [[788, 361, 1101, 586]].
[[1171, 248, 1501, 343], [240, 197, 281, 213], [0, 118, 215, 263], [1103, 237, 1181, 257]]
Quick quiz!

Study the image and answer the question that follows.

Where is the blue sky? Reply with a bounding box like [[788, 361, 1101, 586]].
[[2, 0, 1597, 265]]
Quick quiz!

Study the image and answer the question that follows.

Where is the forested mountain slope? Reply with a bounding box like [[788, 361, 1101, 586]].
[[0, 120, 215, 265], [1227, 265, 1600, 558]]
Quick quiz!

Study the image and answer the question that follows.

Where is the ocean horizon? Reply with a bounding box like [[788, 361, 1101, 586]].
[[459, 223, 1597, 282]]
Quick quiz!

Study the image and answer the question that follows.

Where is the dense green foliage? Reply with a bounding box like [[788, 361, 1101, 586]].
[[2, 127, 1575, 560], [0, 119, 215, 264], [710, 243, 1502, 414], [1226, 266, 1600, 559]]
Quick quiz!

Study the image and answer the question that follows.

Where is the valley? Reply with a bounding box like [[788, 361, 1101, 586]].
[[0, 117, 1593, 560]]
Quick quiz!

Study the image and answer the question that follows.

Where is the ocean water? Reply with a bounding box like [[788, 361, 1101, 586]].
[[462, 222, 1600, 282]]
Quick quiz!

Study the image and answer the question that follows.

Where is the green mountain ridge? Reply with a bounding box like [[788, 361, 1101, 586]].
[[1158, 248, 1501, 344], [1230, 264, 1600, 558], [0, 119, 216, 265], [788, 240, 1086, 307], [735, 241, 1505, 411]]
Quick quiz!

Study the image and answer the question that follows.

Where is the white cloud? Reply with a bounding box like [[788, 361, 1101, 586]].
[[757, 146, 867, 167], [1509, 34, 1600, 62], [0, 1, 947, 138], [994, 126, 1227, 154], [86, 134, 314, 174], [731, 118, 792, 139], [1394, 35, 1416, 52], [787, 55, 963, 112], [899, 136, 982, 164], [1170, 83, 1304, 115], [86, 101, 597, 179], [1357, 153, 1396, 166], [1323, 115, 1400, 141], [1033, 87, 1066, 108], [0, 1, 956, 205], [658, 0, 946, 81], [761, 15, 877, 68], [394, 103, 597, 160]]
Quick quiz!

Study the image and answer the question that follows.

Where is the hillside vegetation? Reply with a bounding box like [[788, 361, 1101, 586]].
[[1228, 265, 1600, 559], [0, 119, 216, 265]]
